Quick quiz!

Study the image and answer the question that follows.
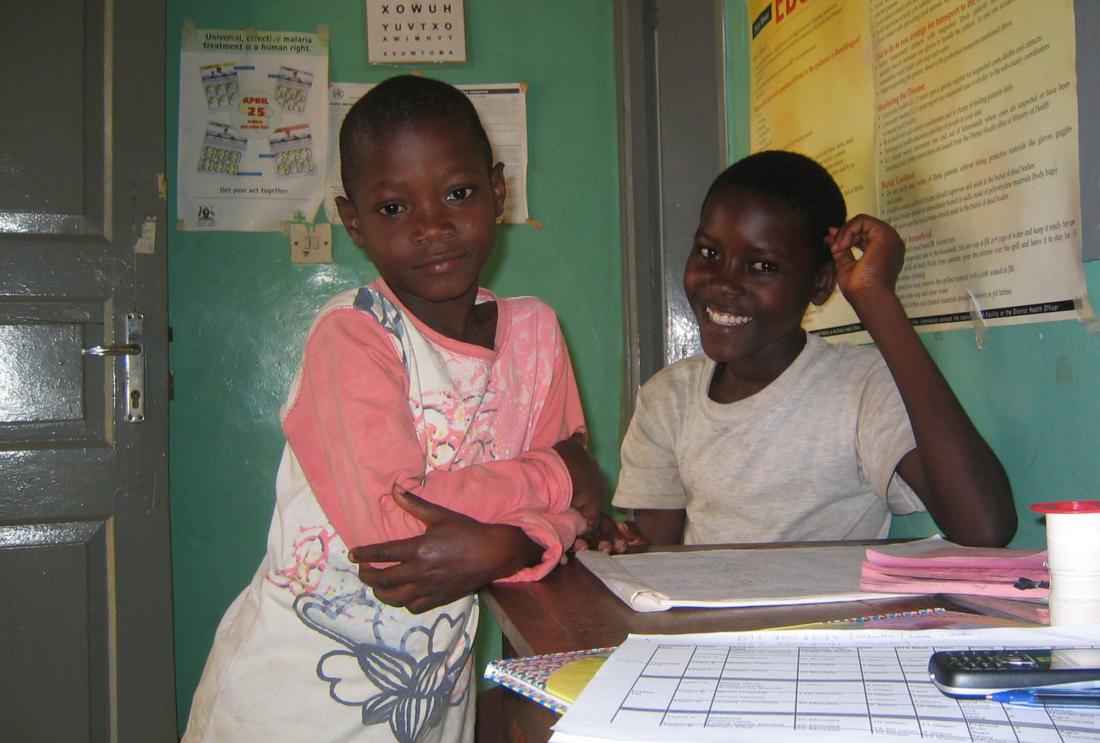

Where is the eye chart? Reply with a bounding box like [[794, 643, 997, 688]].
[[177, 24, 329, 231], [365, 0, 466, 64]]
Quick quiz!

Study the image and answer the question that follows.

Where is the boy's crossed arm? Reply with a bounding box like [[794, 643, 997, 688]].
[[828, 215, 1017, 547], [350, 486, 546, 613], [349, 436, 632, 614]]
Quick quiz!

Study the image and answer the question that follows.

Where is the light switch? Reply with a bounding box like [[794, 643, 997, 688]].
[[290, 223, 333, 264], [290, 223, 310, 262], [312, 223, 333, 262]]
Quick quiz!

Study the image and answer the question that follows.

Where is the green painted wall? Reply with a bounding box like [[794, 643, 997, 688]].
[[167, 0, 623, 728], [724, 2, 1100, 551], [169, 0, 1100, 730], [888, 309, 1100, 549]]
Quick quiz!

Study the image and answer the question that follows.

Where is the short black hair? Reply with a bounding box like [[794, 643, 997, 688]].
[[703, 150, 846, 269], [339, 75, 493, 196]]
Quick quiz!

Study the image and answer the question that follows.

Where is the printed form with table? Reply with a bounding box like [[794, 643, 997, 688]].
[[485, 538, 1100, 743]]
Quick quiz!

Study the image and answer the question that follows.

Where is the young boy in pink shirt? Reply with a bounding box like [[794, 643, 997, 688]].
[[184, 75, 606, 743]]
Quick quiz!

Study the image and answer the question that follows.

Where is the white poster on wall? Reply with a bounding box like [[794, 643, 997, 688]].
[[366, 0, 466, 64], [176, 24, 329, 232], [862, 0, 1086, 337], [325, 81, 529, 225]]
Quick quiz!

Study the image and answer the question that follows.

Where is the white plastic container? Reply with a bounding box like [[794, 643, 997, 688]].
[[1031, 500, 1100, 626]]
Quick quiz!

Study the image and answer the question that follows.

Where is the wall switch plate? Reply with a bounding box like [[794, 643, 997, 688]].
[[290, 223, 310, 262], [312, 223, 332, 262], [290, 223, 333, 264]]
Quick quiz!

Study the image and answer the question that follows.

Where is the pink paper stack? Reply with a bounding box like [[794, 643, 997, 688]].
[[861, 542, 1050, 600]]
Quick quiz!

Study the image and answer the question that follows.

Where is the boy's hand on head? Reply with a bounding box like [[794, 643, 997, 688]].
[[552, 433, 606, 533], [571, 513, 648, 554], [827, 214, 906, 306], [826, 218, 1015, 548], [348, 485, 542, 614]]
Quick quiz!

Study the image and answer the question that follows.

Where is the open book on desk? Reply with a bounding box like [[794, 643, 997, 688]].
[[575, 539, 947, 612]]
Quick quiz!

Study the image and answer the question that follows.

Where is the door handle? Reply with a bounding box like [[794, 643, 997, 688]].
[[82, 343, 141, 356], [81, 312, 145, 423]]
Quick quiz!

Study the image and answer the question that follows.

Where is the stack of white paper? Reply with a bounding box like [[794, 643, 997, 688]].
[[575, 539, 951, 612]]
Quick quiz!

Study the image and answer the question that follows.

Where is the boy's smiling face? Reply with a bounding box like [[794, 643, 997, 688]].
[[684, 185, 835, 387], [336, 118, 506, 318]]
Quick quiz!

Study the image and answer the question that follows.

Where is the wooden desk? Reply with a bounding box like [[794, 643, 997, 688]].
[[477, 542, 971, 743]]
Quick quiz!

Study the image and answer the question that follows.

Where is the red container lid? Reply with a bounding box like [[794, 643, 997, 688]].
[[1030, 500, 1100, 514]]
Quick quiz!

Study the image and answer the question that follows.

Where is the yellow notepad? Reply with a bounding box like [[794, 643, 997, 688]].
[[544, 656, 608, 704]]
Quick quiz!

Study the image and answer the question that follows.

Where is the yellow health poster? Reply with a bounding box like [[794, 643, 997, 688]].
[[748, 0, 876, 217], [748, 0, 1086, 339]]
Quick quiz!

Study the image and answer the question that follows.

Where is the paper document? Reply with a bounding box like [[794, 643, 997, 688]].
[[552, 625, 1100, 743], [861, 542, 1051, 600], [864, 545, 1048, 570], [576, 539, 946, 612]]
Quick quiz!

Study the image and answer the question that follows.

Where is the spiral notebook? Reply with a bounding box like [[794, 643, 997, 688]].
[[483, 647, 614, 713]]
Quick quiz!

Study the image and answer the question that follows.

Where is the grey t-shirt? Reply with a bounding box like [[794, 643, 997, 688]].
[[612, 334, 924, 544]]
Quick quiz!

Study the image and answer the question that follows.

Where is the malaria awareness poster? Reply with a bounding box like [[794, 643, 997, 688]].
[[177, 24, 329, 231]]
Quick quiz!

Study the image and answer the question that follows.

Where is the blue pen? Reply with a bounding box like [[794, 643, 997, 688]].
[[991, 689, 1100, 708]]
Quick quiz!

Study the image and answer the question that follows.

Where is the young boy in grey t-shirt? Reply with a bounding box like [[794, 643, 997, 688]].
[[611, 151, 1016, 548]]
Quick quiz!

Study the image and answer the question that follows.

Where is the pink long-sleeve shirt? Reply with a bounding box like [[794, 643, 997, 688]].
[[282, 279, 587, 579], [183, 281, 589, 742]]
